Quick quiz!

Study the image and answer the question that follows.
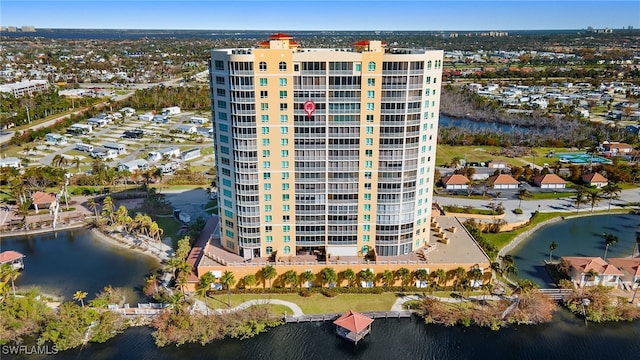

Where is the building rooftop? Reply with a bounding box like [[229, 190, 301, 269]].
[[562, 256, 624, 276], [0, 250, 25, 264]]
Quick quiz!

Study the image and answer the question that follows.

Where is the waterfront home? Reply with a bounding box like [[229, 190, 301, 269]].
[[45, 133, 68, 145], [440, 174, 470, 189], [0, 157, 22, 169], [533, 174, 567, 189], [486, 174, 519, 190], [0, 250, 26, 270], [30, 191, 57, 214], [334, 310, 373, 345], [117, 159, 149, 172], [581, 173, 608, 188], [152, 115, 170, 124], [561, 256, 623, 289], [607, 258, 640, 290]]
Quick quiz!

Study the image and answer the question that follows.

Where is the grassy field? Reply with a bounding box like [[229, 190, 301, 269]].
[[203, 293, 400, 315], [154, 216, 183, 241], [435, 145, 599, 168], [484, 212, 563, 250]]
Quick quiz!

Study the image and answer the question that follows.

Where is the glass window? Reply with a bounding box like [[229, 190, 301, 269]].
[[368, 61, 376, 71], [367, 78, 375, 86], [366, 114, 374, 122], [365, 138, 373, 145], [365, 161, 372, 168], [266, 246, 273, 254], [365, 150, 373, 157], [265, 215, 272, 222], [283, 235, 290, 242], [265, 205, 272, 212], [259, 78, 267, 86], [279, 91, 287, 99], [264, 194, 271, 201], [363, 214, 370, 221], [261, 103, 268, 110], [282, 161, 289, 168], [263, 161, 270, 168], [366, 126, 373, 134], [261, 114, 269, 122], [282, 194, 290, 201], [281, 150, 289, 157], [364, 204, 371, 211], [264, 183, 271, 190], [280, 103, 288, 111], [282, 183, 289, 190], [279, 61, 287, 71], [280, 115, 288, 123], [355, 63, 361, 72], [215, 76, 225, 84], [214, 60, 224, 70], [266, 236, 273, 243], [283, 225, 290, 232], [263, 173, 271, 180], [261, 127, 269, 134], [284, 246, 291, 254], [259, 61, 267, 71], [366, 103, 374, 110], [363, 225, 370, 231], [427, 61, 432, 70], [280, 127, 288, 134], [281, 139, 289, 146], [283, 205, 290, 212], [279, 78, 287, 86], [364, 194, 371, 200], [260, 90, 268, 98], [367, 90, 375, 98], [281, 172, 289, 179], [262, 139, 270, 146]]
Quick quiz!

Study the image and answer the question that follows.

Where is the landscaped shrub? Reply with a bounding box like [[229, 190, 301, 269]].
[[299, 289, 312, 297], [321, 288, 338, 297], [513, 208, 523, 214]]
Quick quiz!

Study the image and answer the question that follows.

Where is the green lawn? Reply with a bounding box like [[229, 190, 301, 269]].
[[206, 293, 400, 315], [526, 192, 575, 200], [154, 216, 183, 242], [484, 212, 563, 251]]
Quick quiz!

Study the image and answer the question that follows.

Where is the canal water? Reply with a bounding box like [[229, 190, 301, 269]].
[[509, 214, 640, 288], [0, 228, 159, 303]]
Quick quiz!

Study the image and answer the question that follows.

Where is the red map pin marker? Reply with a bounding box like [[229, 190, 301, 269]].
[[304, 100, 316, 119]]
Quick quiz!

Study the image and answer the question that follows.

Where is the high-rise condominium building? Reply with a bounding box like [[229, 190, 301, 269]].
[[209, 34, 443, 260]]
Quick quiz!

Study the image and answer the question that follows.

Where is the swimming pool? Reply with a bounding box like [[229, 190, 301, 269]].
[[556, 152, 612, 165]]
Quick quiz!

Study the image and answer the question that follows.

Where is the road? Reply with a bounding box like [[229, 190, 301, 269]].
[[434, 188, 640, 224]]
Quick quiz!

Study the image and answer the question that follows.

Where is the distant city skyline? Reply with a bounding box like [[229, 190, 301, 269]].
[[2, 1, 639, 31]]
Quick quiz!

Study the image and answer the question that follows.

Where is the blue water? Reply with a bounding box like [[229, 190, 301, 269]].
[[509, 214, 640, 288]]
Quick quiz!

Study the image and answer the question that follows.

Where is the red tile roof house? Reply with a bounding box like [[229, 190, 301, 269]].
[[486, 174, 519, 190], [487, 160, 508, 169], [581, 173, 608, 188], [601, 142, 633, 154], [30, 191, 57, 214], [607, 258, 640, 290], [440, 174, 470, 189], [561, 256, 623, 289], [533, 173, 567, 189]]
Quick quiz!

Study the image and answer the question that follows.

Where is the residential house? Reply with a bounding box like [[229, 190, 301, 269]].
[[67, 123, 92, 135], [45, 133, 68, 145], [162, 106, 181, 115], [138, 113, 154, 121], [533, 173, 567, 189], [90, 147, 118, 160], [87, 117, 109, 127], [581, 173, 608, 188], [601, 142, 633, 154], [147, 147, 180, 161], [176, 124, 197, 134], [30, 191, 57, 214], [102, 142, 126, 155], [189, 117, 209, 125], [120, 107, 136, 116], [181, 148, 201, 161], [561, 256, 623, 289], [486, 174, 519, 190], [0, 250, 26, 270], [118, 159, 149, 172], [0, 157, 22, 168], [607, 258, 640, 290], [440, 174, 470, 190], [152, 115, 170, 124]]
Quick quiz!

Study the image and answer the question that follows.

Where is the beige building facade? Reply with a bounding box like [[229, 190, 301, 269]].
[[209, 34, 443, 261]]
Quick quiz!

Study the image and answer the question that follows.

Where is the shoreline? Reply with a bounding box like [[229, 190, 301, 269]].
[[0, 221, 88, 239], [89, 228, 174, 262]]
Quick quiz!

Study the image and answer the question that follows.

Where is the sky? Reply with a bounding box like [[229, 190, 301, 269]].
[[2, 0, 639, 31]]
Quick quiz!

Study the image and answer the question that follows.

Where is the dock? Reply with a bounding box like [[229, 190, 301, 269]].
[[284, 310, 413, 323]]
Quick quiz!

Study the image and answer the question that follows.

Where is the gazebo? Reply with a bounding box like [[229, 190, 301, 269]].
[[0, 250, 26, 270], [333, 310, 374, 344]]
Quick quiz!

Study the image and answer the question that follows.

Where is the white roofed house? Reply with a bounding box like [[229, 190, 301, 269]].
[[0, 157, 22, 169], [162, 106, 181, 115], [45, 133, 68, 145], [176, 124, 198, 134], [147, 146, 181, 162], [118, 159, 149, 172], [181, 148, 201, 161]]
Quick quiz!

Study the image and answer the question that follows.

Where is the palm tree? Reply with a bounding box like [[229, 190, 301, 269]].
[[261, 265, 276, 288], [601, 182, 622, 211], [587, 189, 602, 212], [415, 269, 429, 288], [517, 188, 529, 209], [432, 269, 446, 290], [341, 268, 356, 288], [360, 269, 375, 288], [283, 270, 298, 291], [300, 270, 314, 288], [196, 272, 215, 299], [454, 267, 467, 291], [0, 264, 20, 297], [549, 241, 558, 262], [603, 232, 618, 260], [320, 267, 337, 288], [73, 290, 88, 307], [396, 267, 411, 291], [382, 270, 395, 288], [87, 198, 98, 218], [573, 187, 588, 213], [243, 274, 257, 289], [72, 157, 81, 174], [51, 154, 68, 168], [220, 270, 235, 306], [468, 268, 483, 289], [101, 196, 114, 221], [500, 255, 518, 280]]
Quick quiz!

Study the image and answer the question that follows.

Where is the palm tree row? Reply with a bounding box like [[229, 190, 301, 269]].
[[98, 196, 163, 242], [224, 266, 488, 291]]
